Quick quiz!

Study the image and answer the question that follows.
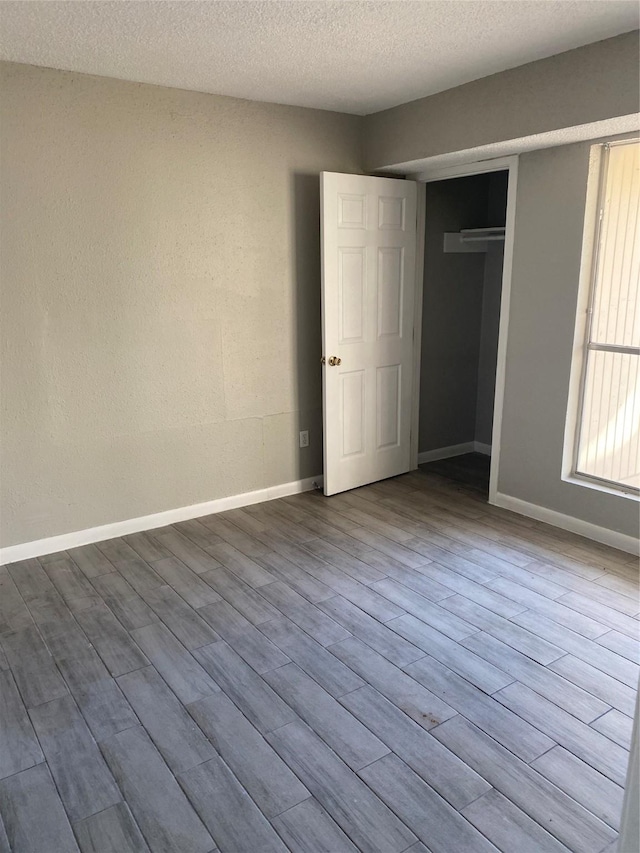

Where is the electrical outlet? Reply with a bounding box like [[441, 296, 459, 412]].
[[299, 430, 309, 448]]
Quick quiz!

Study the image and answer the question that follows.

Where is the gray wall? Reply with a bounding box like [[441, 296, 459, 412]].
[[0, 62, 362, 547], [2, 51, 638, 549], [499, 138, 639, 538], [419, 172, 506, 454], [364, 31, 639, 170]]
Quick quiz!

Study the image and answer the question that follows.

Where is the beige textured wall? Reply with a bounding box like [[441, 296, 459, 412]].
[[364, 31, 640, 170], [499, 137, 640, 539], [0, 62, 361, 547]]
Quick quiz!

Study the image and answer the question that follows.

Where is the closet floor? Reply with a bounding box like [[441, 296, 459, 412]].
[[420, 451, 491, 494], [0, 468, 637, 853]]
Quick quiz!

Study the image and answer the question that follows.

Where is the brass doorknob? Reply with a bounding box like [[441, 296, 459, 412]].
[[328, 356, 342, 366]]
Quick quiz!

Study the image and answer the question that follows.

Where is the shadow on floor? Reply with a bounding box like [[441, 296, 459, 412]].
[[419, 452, 490, 495]]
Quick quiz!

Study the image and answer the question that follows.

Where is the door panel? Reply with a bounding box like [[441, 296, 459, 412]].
[[377, 247, 404, 338], [341, 370, 366, 458], [321, 172, 417, 496], [338, 248, 365, 343], [377, 364, 401, 449]]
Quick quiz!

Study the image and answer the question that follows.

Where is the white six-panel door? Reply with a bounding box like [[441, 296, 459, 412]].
[[321, 172, 417, 496]]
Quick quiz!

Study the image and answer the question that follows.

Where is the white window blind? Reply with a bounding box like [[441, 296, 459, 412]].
[[574, 140, 640, 493]]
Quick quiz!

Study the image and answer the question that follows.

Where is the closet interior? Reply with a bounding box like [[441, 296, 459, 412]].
[[418, 170, 509, 494]]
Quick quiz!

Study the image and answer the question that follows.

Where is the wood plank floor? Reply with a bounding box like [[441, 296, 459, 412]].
[[0, 468, 638, 853]]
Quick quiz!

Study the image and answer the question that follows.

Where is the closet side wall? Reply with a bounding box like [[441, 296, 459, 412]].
[[475, 242, 504, 448], [474, 172, 508, 448]]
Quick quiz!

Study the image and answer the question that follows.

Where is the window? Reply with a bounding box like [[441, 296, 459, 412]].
[[572, 140, 639, 495]]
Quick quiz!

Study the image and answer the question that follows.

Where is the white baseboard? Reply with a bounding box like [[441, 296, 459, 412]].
[[418, 442, 475, 464], [474, 442, 492, 456], [493, 492, 639, 557], [0, 475, 324, 565], [418, 441, 491, 465]]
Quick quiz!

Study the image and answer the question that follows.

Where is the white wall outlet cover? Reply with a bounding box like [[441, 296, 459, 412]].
[[299, 430, 309, 448]]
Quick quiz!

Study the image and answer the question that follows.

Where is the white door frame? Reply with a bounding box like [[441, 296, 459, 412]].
[[408, 155, 520, 505]]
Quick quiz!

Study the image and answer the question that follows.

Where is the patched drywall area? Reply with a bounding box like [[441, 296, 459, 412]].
[[0, 62, 361, 547], [499, 137, 639, 539]]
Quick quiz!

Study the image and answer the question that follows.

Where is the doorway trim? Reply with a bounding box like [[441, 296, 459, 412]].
[[408, 154, 519, 505]]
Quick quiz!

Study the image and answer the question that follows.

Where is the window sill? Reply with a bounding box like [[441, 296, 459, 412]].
[[562, 473, 640, 502]]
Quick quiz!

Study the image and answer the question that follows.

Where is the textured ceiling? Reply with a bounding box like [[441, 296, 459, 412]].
[[0, 1, 638, 115]]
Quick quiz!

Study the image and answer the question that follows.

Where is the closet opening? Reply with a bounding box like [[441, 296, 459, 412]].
[[417, 169, 509, 498]]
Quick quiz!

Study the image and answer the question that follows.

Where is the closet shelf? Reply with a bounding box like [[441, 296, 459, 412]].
[[443, 226, 505, 253], [460, 226, 505, 242]]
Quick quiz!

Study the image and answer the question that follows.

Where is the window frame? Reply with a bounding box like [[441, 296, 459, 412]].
[[566, 139, 640, 499]]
